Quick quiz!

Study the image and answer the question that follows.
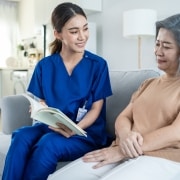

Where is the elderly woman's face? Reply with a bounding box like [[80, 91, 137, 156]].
[[155, 28, 180, 75]]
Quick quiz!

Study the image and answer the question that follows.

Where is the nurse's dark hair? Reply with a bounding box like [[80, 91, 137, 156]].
[[156, 14, 180, 47], [49, 2, 87, 54]]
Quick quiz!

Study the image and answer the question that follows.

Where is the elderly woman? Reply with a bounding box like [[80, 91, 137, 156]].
[[48, 14, 180, 180]]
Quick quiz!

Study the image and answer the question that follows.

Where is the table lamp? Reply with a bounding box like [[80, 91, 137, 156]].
[[123, 9, 157, 68]]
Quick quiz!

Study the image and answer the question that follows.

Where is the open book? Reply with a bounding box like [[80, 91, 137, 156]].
[[22, 94, 87, 137]]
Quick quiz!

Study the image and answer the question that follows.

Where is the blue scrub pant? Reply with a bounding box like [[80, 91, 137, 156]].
[[2, 123, 97, 180]]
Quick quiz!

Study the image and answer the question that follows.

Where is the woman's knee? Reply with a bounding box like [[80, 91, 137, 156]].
[[11, 126, 43, 147], [12, 127, 29, 143], [33, 133, 60, 159]]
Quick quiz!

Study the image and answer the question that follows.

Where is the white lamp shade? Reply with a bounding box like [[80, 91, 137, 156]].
[[123, 9, 157, 38]]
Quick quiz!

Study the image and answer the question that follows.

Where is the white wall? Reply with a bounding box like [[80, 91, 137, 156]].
[[87, 0, 180, 72], [18, 0, 35, 38], [18, 0, 100, 56], [18, 0, 180, 72]]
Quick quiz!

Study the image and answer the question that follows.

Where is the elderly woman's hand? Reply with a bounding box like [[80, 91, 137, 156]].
[[82, 146, 124, 169], [118, 131, 143, 158]]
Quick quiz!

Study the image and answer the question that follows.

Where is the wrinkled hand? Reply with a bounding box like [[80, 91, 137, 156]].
[[49, 122, 75, 138], [82, 146, 124, 169], [119, 131, 143, 158]]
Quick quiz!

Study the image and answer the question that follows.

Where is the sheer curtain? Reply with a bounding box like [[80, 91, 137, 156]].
[[0, 0, 19, 67]]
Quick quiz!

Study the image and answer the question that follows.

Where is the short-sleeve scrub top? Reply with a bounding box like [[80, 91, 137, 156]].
[[28, 50, 112, 147]]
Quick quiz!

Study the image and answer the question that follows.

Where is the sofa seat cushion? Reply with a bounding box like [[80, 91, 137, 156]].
[[0, 133, 11, 178]]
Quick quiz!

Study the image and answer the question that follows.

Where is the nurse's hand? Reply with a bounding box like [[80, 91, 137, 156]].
[[49, 122, 75, 138], [29, 100, 47, 113]]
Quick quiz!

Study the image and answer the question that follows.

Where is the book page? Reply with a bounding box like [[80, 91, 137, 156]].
[[22, 93, 47, 117], [33, 110, 87, 136], [22, 93, 87, 137]]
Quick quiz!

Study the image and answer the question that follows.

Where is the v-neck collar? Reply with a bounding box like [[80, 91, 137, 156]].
[[59, 53, 85, 77]]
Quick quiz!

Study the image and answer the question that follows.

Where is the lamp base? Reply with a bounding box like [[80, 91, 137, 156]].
[[138, 36, 141, 69]]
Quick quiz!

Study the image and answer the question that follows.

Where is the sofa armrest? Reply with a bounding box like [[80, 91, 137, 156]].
[[0, 95, 32, 134]]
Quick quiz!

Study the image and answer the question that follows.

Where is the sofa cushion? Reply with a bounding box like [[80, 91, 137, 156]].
[[106, 70, 160, 138], [0, 133, 11, 178]]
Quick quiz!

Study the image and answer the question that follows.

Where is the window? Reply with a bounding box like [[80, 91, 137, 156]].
[[0, 1, 19, 66]]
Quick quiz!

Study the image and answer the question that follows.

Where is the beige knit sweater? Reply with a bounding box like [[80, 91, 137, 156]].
[[130, 75, 180, 162]]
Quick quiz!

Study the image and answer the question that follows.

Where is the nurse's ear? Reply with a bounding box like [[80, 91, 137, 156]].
[[54, 29, 63, 41]]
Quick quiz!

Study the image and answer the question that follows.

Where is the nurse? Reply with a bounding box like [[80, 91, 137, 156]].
[[2, 2, 112, 180]]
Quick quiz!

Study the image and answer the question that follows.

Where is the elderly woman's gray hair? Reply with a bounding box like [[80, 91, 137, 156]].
[[156, 14, 180, 73], [156, 14, 180, 47]]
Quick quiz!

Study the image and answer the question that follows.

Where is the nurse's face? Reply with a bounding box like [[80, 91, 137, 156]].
[[56, 14, 89, 53]]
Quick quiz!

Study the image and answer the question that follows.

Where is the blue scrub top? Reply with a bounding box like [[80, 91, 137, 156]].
[[28, 51, 112, 146]]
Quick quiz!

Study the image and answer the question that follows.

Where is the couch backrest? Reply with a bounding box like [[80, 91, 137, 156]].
[[106, 70, 160, 138], [0, 70, 160, 137]]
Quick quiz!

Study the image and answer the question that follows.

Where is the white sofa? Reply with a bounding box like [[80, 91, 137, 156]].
[[0, 70, 160, 178]]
